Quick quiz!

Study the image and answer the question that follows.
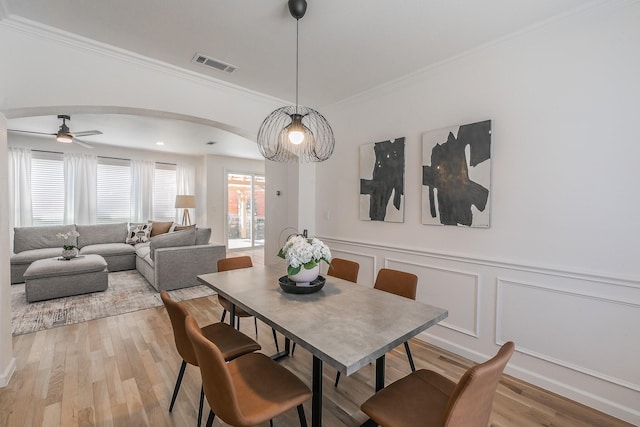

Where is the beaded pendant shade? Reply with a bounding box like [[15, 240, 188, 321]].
[[256, 0, 335, 163]]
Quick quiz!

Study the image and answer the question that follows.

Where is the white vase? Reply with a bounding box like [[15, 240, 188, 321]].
[[62, 247, 78, 260], [288, 265, 319, 286]]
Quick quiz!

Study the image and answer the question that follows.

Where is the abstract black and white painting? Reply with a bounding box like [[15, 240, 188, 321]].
[[360, 137, 405, 222], [422, 120, 491, 227]]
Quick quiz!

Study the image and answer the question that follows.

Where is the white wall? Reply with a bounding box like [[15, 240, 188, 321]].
[[0, 114, 16, 387], [316, 1, 640, 424], [204, 155, 264, 246]]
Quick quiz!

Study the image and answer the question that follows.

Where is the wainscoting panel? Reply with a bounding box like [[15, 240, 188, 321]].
[[318, 236, 640, 424], [497, 278, 640, 392], [386, 258, 479, 337]]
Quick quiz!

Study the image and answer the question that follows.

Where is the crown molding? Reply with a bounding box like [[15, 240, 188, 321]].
[[0, 16, 287, 107]]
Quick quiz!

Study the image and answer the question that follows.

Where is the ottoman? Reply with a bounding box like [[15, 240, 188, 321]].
[[24, 254, 109, 302]]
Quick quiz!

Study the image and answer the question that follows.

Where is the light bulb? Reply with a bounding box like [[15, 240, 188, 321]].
[[288, 130, 305, 144]]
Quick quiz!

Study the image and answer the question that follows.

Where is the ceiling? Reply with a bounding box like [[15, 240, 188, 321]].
[[2, 0, 597, 158]]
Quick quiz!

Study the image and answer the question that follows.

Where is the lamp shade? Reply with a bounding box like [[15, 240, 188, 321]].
[[257, 105, 334, 162], [175, 195, 196, 209]]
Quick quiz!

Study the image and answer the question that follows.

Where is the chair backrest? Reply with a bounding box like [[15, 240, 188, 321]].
[[160, 290, 198, 366], [327, 258, 360, 283], [374, 268, 418, 300], [217, 256, 253, 272], [185, 315, 244, 425], [442, 341, 515, 427]]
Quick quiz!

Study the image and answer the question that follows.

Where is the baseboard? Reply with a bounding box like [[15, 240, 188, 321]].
[[0, 357, 16, 388]]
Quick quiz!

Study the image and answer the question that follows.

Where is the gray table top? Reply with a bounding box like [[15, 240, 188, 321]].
[[198, 264, 448, 375]]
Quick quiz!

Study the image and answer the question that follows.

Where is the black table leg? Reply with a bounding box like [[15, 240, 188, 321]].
[[229, 304, 235, 328], [312, 356, 323, 427], [375, 354, 385, 391]]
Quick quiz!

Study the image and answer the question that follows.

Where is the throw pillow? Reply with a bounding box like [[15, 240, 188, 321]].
[[150, 221, 173, 237], [149, 228, 197, 260], [195, 227, 212, 245], [126, 222, 153, 244], [173, 224, 196, 232]]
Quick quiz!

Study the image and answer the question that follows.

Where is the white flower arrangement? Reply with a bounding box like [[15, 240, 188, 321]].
[[278, 235, 332, 276], [56, 230, 80, 250]]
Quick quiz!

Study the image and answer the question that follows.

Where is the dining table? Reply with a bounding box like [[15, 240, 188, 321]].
[[198, 263, 448, 427]]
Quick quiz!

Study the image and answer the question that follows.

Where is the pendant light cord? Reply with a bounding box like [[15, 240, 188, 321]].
[[295, 17, 299, 114]]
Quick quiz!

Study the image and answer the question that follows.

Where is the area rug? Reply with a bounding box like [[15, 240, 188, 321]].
[[11, 270, 215, 336]]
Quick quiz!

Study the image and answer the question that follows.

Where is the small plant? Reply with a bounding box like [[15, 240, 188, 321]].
[[278, 234, 331, 276], [56, 230, 80, 250]]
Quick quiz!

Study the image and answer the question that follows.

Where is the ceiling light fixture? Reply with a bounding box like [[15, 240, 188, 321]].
[[56, 115, 74, 143], [256, 0, 334, 162]]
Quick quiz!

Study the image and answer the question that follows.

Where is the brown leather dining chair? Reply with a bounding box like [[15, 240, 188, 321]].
[[360, 341, 515, 427], [217, 256, 280, 352], [291, 257, 360, 358], [327, 257, 360, 283], [335, 267, 417, 388], [160, 291, 261, 427], [185, 315, 312, 427]]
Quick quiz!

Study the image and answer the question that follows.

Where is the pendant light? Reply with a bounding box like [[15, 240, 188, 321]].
[[256, 0, 335, 162]]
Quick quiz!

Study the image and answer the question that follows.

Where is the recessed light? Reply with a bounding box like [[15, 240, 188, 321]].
[[156, 141, 165, 146]]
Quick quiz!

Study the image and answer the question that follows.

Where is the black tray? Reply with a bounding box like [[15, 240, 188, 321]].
[[278, 275, 326, 294]]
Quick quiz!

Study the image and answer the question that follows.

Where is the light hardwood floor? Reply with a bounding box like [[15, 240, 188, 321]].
[[1, 293, 633, 427]]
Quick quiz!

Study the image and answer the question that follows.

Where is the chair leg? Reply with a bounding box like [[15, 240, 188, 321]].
[[236, 316, 241, 330], [291, 342, 296, 355], [334, 371, 341, 387], [404, 341, 416, 372], [205, 410, 216, 427], [169, 360, 187, 412], [220, 309, 227, 323], [297, 404, 308, 427], [272, 328, 280, 352], [254, 317, 258, 338], [197, 385, 204, 427], [269, 420, 274, 427], [360, 419, 378, 427]]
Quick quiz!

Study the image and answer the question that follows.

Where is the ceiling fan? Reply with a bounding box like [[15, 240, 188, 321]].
[[8, 114, 102, 149]]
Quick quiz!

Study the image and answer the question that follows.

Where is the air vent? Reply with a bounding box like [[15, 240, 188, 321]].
[[192, 53, 237, 73]]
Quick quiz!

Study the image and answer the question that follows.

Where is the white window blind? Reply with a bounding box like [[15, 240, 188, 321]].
[[97, 158, 131, 224], [153, 163, 177, 221], [31, 152, 65, 226]]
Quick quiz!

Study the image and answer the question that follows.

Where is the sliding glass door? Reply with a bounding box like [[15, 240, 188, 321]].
[[227, 173, 265, 250]]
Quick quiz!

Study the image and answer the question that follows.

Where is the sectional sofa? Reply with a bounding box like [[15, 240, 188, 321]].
[[11, 222, 225, 291]]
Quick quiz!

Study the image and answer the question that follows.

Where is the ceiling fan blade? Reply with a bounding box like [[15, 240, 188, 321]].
[[72, 138, 94, 149], [8, 129, 56, 136], [73, 130, 102, 137]]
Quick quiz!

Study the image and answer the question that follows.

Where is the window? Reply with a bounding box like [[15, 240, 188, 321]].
[[31, 152, 65, 226], [153, 163, 177, 221], [97, 158, 131, 224]]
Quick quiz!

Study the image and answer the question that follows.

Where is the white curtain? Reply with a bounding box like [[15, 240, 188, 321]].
[[176, 163, 196, 223], [8, 148, 33, 253], [64, 153, 98, 225], [131, 159, 154, 223]]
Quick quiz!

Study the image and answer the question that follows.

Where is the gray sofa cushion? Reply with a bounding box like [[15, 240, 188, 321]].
[[79, 243, 136, 256], [77, 223, 128, 247], [10, 248, 63, 265], [23, 254, 108, 279], [135, 242, 151, 258], [149, 228, 197, 260], [14, 225, 77, 253], [196, 227, 212, 245]]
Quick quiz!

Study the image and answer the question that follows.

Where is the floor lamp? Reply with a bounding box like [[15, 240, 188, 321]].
[[175, 195, 196, 226]]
